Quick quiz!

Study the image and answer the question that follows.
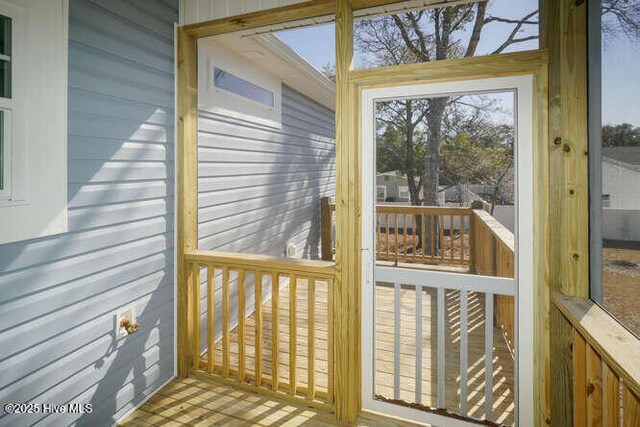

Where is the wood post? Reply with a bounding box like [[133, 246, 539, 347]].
[[334, 0, 359, 421], [176, 28, 198, 377], [320, 196, 333, 261], [543, 0, 589, 424], [469, 211, 476, 273]]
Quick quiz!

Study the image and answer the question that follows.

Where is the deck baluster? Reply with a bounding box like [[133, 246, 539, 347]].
[[222, 266, 230, 376], [207, 266, 215, 373], [289, 274, 297, 395], [271, 273, 280, 391], [255, 272, 263, 386], [460, 290, 469, 416]]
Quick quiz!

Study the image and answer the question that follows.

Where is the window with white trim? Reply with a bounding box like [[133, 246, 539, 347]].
[[198, 38, 282, 129], [376, 185, 386, 202], [0, 0, 67, 245]]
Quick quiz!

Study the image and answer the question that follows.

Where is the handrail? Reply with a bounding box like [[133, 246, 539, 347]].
[[320, 197, 474, 266], [472, 209, 514, 252], [552, 293, 640, 398], [184, 248, 335, 279], [376, 205, 473, 216], [471, 208, 515, 352]]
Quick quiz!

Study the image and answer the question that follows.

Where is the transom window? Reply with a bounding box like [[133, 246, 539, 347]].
[[213, 68, 275, 108]]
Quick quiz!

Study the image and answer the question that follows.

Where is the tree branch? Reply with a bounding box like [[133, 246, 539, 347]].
[[465, 1, 487, 57], [490, 10, 539, 55]]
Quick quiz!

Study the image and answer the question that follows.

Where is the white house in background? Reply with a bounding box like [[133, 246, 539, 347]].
[[601, 147, 640, 241], [602, 147, 640, 210]]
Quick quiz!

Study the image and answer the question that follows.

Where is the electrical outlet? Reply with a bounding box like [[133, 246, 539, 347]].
[[115, 305, 136, 340]]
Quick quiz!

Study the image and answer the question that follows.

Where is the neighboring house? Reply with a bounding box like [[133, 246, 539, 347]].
[[602, 147, 640, 241], [376, 171, 445, 204]]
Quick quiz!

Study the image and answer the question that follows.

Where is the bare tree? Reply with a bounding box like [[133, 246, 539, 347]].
[[356, 2, 538, 210], [359, 2, 537, 253], [602, 0, 640, 40]]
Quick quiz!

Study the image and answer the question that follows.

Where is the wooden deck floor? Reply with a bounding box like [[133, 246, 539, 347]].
[[209, 277, 515, 425], [120, 377, 421, 426]]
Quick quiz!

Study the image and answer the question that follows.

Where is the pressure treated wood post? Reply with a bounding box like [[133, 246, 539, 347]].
[[320, 197, 333, 261], [543, 0, 589, 425], [176, 28, 199, 377], [469, 211, 476, 274], [334, 0, 359, 422]]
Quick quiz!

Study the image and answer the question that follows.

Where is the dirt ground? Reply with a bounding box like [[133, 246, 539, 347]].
[[602, 245, 640, 337]]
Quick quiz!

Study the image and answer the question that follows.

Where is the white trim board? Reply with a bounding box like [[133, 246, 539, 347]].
[[360, 75, 534, 426]]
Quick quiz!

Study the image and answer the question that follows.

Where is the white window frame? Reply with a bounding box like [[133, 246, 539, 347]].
[[0, 0, 68, 245], [0, 5, 16, 202], [198, 37, 282, 129]]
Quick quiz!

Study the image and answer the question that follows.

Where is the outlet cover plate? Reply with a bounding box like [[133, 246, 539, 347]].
[[115, 305, 136, 340]]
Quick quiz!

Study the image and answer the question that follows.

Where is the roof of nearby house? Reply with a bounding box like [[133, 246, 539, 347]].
[[208, 33, 335, 111], [603, 147, 640, 172]]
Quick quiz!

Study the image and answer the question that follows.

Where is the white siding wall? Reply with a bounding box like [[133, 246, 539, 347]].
[[602, 160, 640, 210], [182, 0, 306, 24]]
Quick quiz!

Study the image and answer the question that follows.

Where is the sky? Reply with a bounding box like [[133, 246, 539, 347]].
[[275, 0, 640, 127]]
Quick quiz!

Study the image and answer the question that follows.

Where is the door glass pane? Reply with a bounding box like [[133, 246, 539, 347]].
[[372, 90, 516, 425], [592, 0, 640, 337]]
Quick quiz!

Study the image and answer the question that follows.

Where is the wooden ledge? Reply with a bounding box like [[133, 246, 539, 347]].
[[552, 292, 640, 398]]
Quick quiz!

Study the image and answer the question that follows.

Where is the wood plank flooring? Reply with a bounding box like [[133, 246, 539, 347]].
[[120, 377, 421, 426], [208, 278, 514, 425]]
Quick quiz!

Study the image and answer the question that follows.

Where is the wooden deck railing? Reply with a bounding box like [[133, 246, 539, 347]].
[[375, 205, 473, 266], [184, 249, 335, 406], [321, 199, 517, 351], [321, 198, 473, 267], [553, 293, 640, 425], [471, 209, 516, 349]]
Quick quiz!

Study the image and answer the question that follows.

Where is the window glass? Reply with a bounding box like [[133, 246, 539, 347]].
[[591, 0, 640, 337], [213, 68, 274, 108], [353, 0, 538, 69], [0, 14, 10, 99]]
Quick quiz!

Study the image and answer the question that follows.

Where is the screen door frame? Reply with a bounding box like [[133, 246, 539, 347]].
[[360, 75, 535, 426]]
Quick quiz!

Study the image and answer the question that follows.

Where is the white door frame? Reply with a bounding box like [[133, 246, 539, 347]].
[[361, 75, 534, 426]]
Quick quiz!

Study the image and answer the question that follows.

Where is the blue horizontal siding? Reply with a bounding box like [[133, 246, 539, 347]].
[[0, 0, 177, 425]]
